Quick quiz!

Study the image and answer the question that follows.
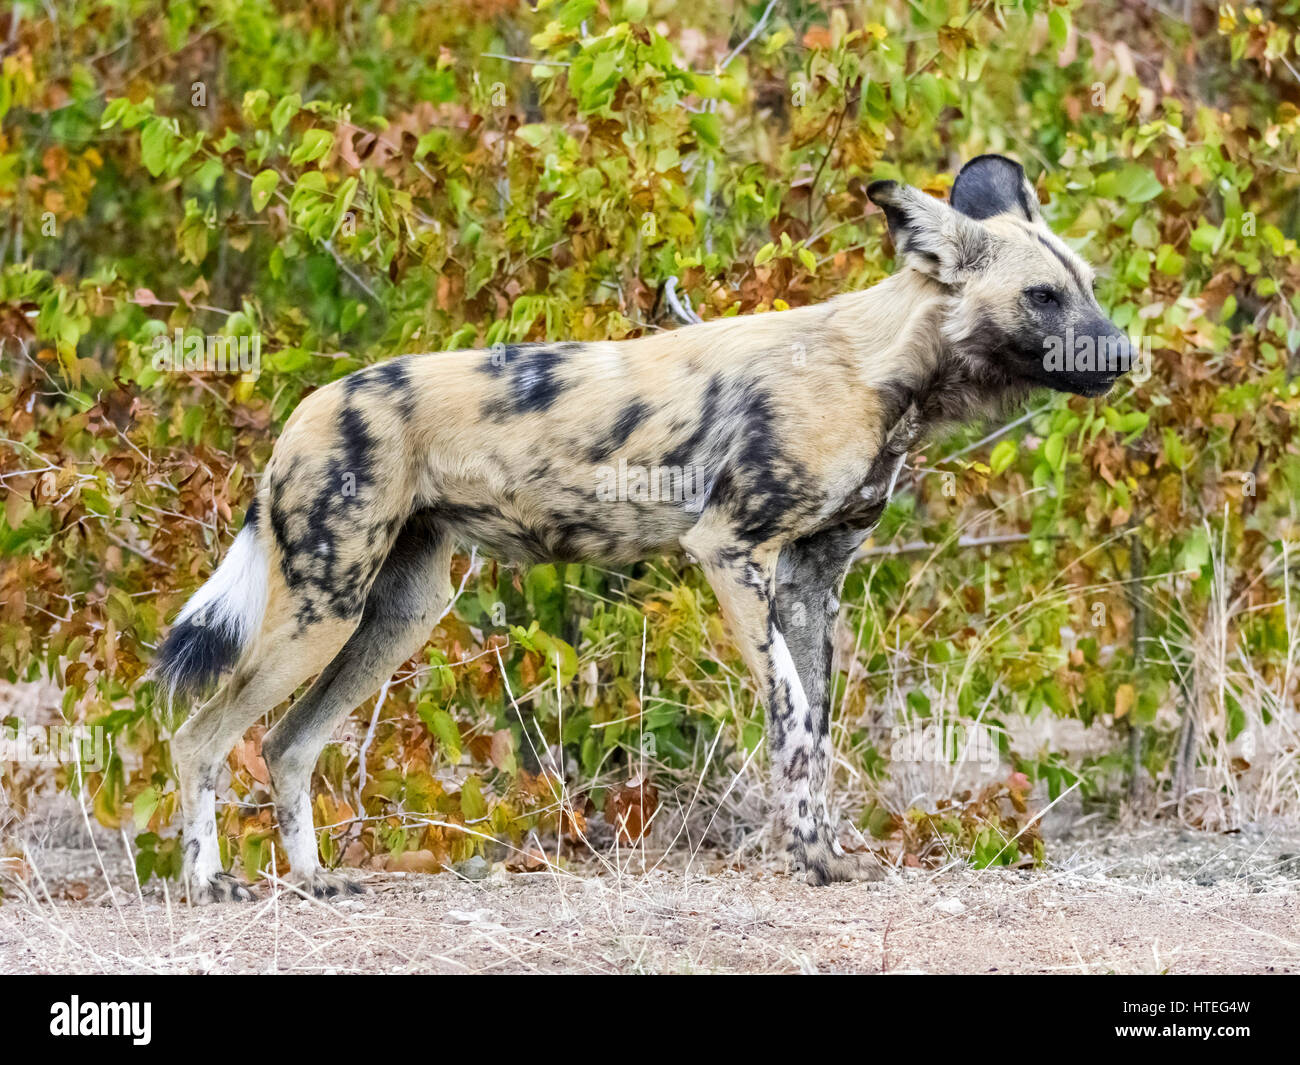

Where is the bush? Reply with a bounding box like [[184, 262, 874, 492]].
[[2, 0, 1298, 877]]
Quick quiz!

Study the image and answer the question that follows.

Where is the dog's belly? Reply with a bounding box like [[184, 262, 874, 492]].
[[415, 434, 705, 565], [429, 490, 696, 566]]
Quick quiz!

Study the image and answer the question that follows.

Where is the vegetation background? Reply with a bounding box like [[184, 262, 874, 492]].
[[2, 0, 1298, 886]]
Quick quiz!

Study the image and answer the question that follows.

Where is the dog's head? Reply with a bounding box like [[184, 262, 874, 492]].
[[868, 155, 1131, 398]]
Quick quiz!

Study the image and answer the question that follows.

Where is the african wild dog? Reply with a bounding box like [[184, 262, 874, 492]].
[[154, 154, 1131, 901]]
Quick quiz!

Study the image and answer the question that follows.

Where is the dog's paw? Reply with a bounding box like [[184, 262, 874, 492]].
[[290, 869, 367, 900], [187, 871, 256, 904], [803, 848, 886, 887]]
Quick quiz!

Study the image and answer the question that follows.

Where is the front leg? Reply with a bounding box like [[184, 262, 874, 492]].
[[684, 524, 879, 885], [775, 526, 883, 884]]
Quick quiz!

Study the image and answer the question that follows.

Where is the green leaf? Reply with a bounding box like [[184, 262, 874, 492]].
[[1043, 431, 1066, 471], [1098, 164, 1163, 204], [133, 840, 155, 884], [1116, 410, 1149, 436], [460, 776, 487, 820], [989, 438, 1018, 476], [100, 97, 130, 130], [914, 73, 944, 114], [242, 89, 270, 120], [514, 124, 550, 149], [140, 118, 171, 177], [213, 128, 240, 153], [271, 91, 302, 135], [132, 786, 159, 832], [558, 0, 598, 30], [1155, 243, 1185, 276], [240, 830, 269, 881], [1162, 427, 1189, 470], [1048, 9, 1070, 52], [332, 175, 359, 232], [290, 128, 333, 166], [250, 169, 279, 211], [424, 707, 462, 764], [689, 111, 721, 150], [1178, 527, 1210, 575], [1189, 223, 1220, 253]]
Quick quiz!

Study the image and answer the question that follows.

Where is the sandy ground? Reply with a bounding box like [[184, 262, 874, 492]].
[[2, 823, 1298, 974]]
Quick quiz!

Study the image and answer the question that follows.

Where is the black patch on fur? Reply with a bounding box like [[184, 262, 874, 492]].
[[481, 343, 574, 419], [268, 404, 389, 627], [1035, 233, 1089, 295], [337, 404, 376, 502], [719, 384, 810, 542], [358, 509, 445, 621], [428, 498, 608, 565], [950, 154, 1035, 222], [875, 379, 917, 429], [663, 374, 724, 469], [866, 180, 967, 268], [774, 532, 850, 737], [509, 346, 567, 413], [587, 399, 651, 462], [267, 466, 299, 587], [659, 375, 820, 543], [866, 180, 921, 257], [374, 358, 416, 421], [342, 358, 417, 422], [871, 319, 1032, 439], [866, 180, 905, 220]]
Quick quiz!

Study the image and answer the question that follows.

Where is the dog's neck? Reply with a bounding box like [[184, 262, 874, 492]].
[[827, 270, 1029, 438]]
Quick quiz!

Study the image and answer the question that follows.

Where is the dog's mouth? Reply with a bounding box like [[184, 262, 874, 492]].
[[1076, 373, 1118, 397]]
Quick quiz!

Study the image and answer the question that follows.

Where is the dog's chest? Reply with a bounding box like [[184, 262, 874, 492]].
[[823, 452, 908, 531], [820, 403, 923, 533]]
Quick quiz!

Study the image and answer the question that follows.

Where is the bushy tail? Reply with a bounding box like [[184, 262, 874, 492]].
[[152, 501, 269, 702]]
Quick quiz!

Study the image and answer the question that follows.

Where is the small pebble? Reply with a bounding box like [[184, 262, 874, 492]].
[[453, 856, 490, 881]]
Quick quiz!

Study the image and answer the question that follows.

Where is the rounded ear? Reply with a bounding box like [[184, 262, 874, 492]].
[[867, 179, 990, 285], [950, 154, 1041, 223]]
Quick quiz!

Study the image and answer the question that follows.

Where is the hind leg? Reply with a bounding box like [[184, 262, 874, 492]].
[[172, 613, 356, 903], [262, 516, 454, 898]]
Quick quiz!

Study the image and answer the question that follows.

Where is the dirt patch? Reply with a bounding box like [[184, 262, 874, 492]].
[[2, 824, 1297, 974]]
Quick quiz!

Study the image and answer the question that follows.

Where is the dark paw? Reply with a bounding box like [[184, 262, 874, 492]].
[[188, 871, 256, 904], [292, 870, 367, 900], [803, 849, 886, 886]]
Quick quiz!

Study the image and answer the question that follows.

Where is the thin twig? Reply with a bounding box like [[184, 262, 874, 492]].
[[718, 0, 779, 71], [481, 52, 571, 67], [663, 276, 702, 325], [857, 531, 1050, 559]]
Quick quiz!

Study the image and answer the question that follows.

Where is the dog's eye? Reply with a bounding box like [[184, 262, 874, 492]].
[[1026, 286, 1059, 307]]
